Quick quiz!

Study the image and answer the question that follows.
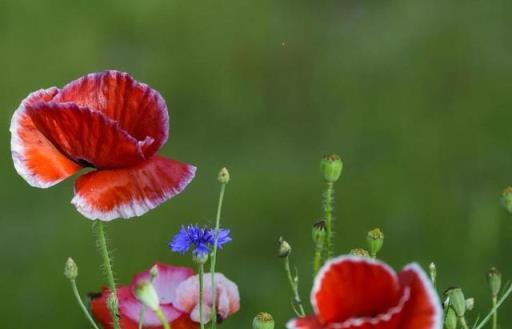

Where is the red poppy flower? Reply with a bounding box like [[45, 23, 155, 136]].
[[91, 263, 198, 329], [10, 70, 195, 220], [287, 256, 442, 329]]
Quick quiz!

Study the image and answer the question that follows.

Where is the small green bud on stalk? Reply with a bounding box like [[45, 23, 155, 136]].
[[444, 307, 457, 329], [367, 228, 384, 258], [312, 220, 326, 243], [446, 287, 466, 317], [64, 257, 78, 280], [252, 312, 275, 329], [135, 282, 160, 311], [193, 253, 209, 265], [278, 237, 292, 258], [320, 154, 343, 183], [218, 167, 230, 184], [429, 262, 437, 286], [150, 265, 159, 280], [488, 267, 502, 297], [349, 248, 370, 257]]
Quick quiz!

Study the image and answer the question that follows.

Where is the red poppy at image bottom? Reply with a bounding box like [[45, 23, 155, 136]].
[[288, 256, 442, 329]]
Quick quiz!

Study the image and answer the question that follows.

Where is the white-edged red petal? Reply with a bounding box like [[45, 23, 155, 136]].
[[130, 263, 194, 305], [54, 70, 168, 157], [10, 88, 82, 188], [71, 156, 195, 220], [311, 256, 402, 324], [287, 316, 324, 329], [26, 102, 151, 169], [397, 264, 443, 329]]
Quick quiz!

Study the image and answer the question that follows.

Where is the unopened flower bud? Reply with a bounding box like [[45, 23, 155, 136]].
[[278, 237, 292, 258], [135, 281, 160, 311], [501, 187, 512, 214], [253, 312, 275, 329], [429, 262, 437, 284], [193, 252, 209, 265], [445, 287, 466, 317], [367, 228, 384, 257], [350, 248, 370, 257], [218, 167, 230, 184], [64, 257, 78, 280], [444, 307, 457, 329], [488, 267, 502, 297], [320, 154, 343, 183], [312, 220, 326, 243], [150, 265, 159, 280], [465, 298, 474, 311]]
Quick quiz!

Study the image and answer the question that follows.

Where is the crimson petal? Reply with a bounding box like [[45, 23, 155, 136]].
[[72, 156, 196, 221], [54, 70, 168, 158], [10, 88, 81, 187], [312, 256, 402, 324]]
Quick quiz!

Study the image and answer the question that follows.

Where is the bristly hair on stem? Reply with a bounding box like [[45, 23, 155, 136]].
[[322, 182, 335, 261]]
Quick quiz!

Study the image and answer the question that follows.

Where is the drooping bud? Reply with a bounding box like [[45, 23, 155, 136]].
[[218, 167, 230, 184], [135, 281, 160, 311], [429, 262, 437, 285], [252, 312, 275, 329], [193, 252, 209, 265], [501, 187, 512, 214], [367, 228, 384, 257], [349, 248, 370, 257], [320, 154, 343, 183], [444, 307, 457, 329], [278, 237, 292, 258], [64, 257, 78, 280], [465, 298, 475, 311], [488, 267, 502, 297], [150, 264, 159, 280], [312, 220, 326, 243], [445, 287, 466, 317]]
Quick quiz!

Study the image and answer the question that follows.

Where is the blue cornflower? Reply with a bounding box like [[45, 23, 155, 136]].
[[169, 225, 232, 257]]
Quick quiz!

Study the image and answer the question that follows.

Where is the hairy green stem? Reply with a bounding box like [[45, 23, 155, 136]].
[[199, 263, 205, 329], [492, 296, 498, 329], [284, 256, 306, 316], [155, 308, 171, 329], [95, 222, 120, 329], [69, 279, 100, 329], [323, 182, 334, 260], [474, 283, 512, 329], [313, 236, 324, 276], [210, 183, 226, 327]]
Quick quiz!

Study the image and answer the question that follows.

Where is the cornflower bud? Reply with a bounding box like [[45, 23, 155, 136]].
[[218, 167, 230, 184], [278, 237, 292, 258], [135, 281, 160, 311], [64, 257, 78, 280], [488, 267, 502, 297]]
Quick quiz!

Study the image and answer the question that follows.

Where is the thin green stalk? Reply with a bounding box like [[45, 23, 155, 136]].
[[323, 182, 334, 260], [155, 308, 171, 329], [210, 183, 227, 327], [460, 317, 470, 329], [95, 222, 120, 329], [474, 283, 512, 329], [313, 236, 324, 276], [199, 263, 205, 329], [138, 305, 146, 329], [70, 279, 100, 329], [284, 256, 306, 316], [492, 296, 498, 329]]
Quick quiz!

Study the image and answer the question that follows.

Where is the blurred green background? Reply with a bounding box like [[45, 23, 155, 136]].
[[1, 0, 512, 327]]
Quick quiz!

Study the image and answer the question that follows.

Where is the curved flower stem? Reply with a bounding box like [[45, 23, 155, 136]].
[[198, 263, 205, 329], [474, 283, 512, 329], [284, 256, 306, 316], [155, 308, 171, 329], [138, 305, 146, 329], [323, 182, 334, 260], [492, 296, 498, 329], [210, 183, 227, 327], [459, 317, 470, 329], [69, 279, 100, 329], [95, 221, 120, 329]]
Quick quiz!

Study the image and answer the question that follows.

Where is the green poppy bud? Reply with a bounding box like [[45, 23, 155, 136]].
[[312, 220, 326, 243], [445, 287, 466, 317], [488, 267, 502, 297], [218, 167, 230, 184], [320, 154, 343, 183], [278, 237, 292, 258], [367, 228, 384, 257], [64, 257, 78, 280], [252, 312, 275, 329], [135, 281, 160, 311], [444, 307, 457, 329], [349, 248, 370, 257]]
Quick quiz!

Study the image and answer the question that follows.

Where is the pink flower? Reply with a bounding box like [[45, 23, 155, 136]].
[[174, 273, 240, 324], [10, 70, 195, 220]]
